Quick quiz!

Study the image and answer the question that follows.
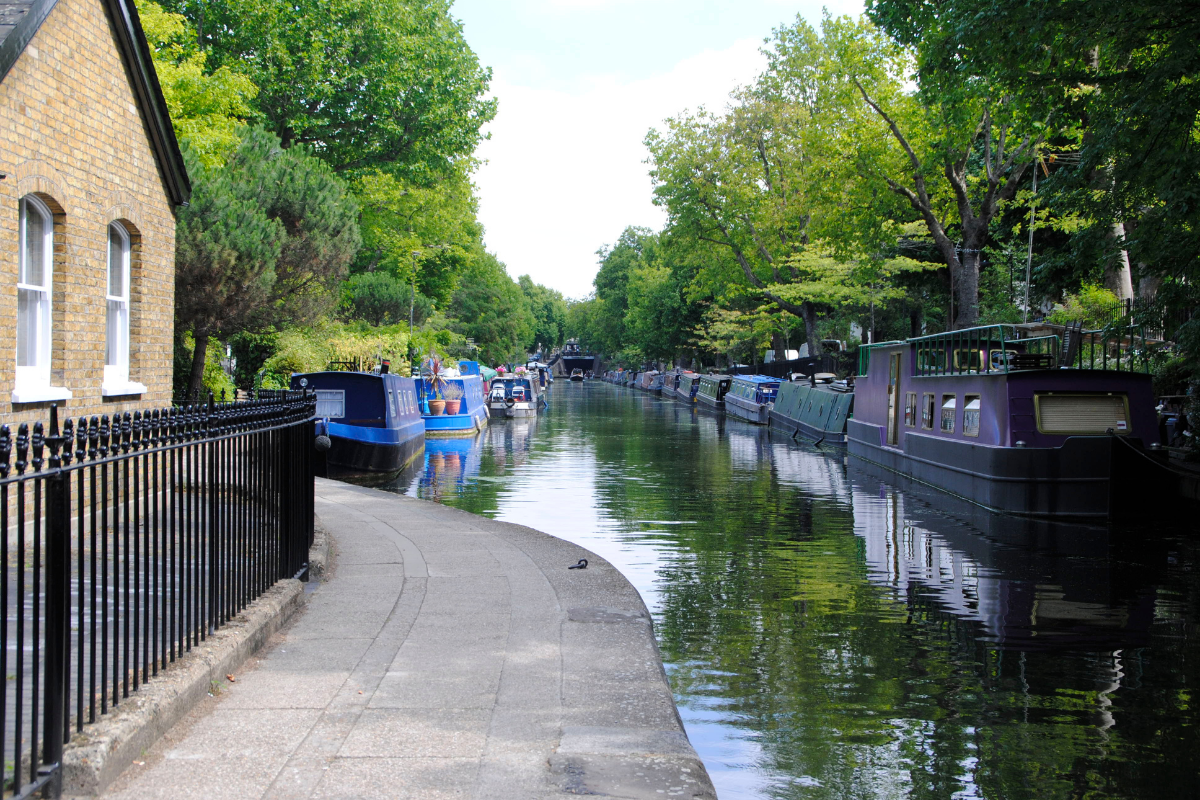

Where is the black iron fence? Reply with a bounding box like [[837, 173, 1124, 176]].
[[1, 391, 315, 798]]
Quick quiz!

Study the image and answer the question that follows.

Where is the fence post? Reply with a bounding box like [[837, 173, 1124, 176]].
[[42, 406, 69, 798]]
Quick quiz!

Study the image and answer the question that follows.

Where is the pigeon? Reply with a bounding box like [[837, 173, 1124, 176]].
[[568, 559, 588, 570]]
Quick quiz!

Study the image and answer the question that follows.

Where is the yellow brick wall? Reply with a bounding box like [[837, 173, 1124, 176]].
[[0, 0, 178, 434]]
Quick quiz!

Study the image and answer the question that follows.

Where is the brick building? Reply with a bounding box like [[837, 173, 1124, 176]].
[[0, 0, 188, 427]]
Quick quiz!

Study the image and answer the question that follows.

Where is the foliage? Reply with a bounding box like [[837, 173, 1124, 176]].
[[344, 271, 410, 327], [161, 0, 496, 180], [172, 330, 236, 399], [447, 253, 535, 366], [1044, 284, 1123, 330], [174, 126, 361, 393], [258, 322, 412, 384], [518, 275, 568, 353], [137, 0, 257, 165]]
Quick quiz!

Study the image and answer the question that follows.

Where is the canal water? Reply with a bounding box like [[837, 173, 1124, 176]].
[[379, 381, 1198, 800]]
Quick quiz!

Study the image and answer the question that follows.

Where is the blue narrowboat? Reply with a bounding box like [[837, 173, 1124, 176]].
[[292, 369, 425, 478], [724, 375, 782, 424], [696, 374, 733, 410], [769, 378, 855, 443], [418, 361, 489, 437], [847, 323, 1175, 519]]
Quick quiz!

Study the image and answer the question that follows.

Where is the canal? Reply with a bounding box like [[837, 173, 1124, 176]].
[[379, 381, 1198, 800]]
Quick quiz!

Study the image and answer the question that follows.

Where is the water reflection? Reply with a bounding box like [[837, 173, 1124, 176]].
[[376, 383, 1197, 800]]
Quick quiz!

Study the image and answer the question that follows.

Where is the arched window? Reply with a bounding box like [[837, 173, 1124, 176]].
[[13, 194, 70, 402], [102, 222, 146, 396]]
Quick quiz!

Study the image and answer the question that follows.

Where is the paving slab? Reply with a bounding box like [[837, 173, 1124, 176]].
[[94, 478, 715, 800]]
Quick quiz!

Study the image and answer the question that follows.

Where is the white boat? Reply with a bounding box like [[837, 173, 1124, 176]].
[[488, 374, 546, 418]]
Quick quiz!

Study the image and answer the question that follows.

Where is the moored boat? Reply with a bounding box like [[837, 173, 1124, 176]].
[[293, 369, 425, 478], [488, 372, 546, 418], [418, 361, 489, 437], [675, 373, 700, 404], [769, 378, 855, 443], [724, 375, 782, 424], [696, 374, 732, 410], [847, 323, 1172, 519]]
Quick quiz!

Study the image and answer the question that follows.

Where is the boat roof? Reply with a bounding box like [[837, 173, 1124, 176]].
[[702, 374, 732, 380], [732, 374, 781, 384]]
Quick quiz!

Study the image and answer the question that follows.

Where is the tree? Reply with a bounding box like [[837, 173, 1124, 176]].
[[518, 276, 568, 353], [786, 15, 1047, 329], [448, 253, 534, 366], [138, 0, 257, 165], [175, 127, 361, 395], [161, 0, 497, 179], [345, 272, 409, 326]]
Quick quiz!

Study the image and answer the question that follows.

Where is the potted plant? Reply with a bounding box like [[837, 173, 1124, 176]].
[[442, 381, 465, 415]]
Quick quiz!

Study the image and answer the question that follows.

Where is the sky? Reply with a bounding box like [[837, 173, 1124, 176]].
[[450, 0, 865, 300]]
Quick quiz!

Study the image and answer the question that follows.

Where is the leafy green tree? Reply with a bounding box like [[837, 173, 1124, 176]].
[[448, 253, 534, 366], [517, 275, 568, 353], [781, 14, 1047, 329], [175, 127, 361, 395], [592, 227, 659, 355], [345, 272, 409, 326], [137, 0, 257, 165], [162, 0, 496, 179]]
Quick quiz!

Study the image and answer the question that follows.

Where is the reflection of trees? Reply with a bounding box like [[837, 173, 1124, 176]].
[[577, 394, 1197, 800]]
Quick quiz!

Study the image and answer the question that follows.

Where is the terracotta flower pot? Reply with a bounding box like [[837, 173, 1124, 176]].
[[428, 399, 446, 416], [443, 399, 462, 415]]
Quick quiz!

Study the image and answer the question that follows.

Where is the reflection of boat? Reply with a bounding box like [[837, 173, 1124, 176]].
[[570, 368, 584, 381], [293, 369, 424, 478], [418, 361, 488, 437], [848, 467, 1157, 651], [696, 374, 732, 411], [488, 373, 546, 418], [724, 375, 781, 424], [404, 433, 486, 499], [848, 324, 1169, 519], [769, 378, 854, 443]]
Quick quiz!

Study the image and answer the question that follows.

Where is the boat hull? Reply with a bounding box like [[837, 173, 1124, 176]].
[[846, 418, 1172, 519], [724, 395, 770, 424], [424, 409, 488, 437], [768, 383, 853, 444], [321, 421, 425, 478]]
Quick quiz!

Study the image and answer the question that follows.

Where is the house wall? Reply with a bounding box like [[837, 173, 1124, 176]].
[[0, 0, 177, 430]]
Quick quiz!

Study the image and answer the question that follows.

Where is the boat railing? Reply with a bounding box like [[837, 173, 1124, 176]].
[[856, 341, 904, 376]]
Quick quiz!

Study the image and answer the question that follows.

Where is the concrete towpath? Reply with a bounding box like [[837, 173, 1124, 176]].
[[96, 478, 715, 800]]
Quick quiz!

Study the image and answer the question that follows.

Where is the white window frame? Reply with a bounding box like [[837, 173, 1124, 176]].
[[101, 223, 146, 396], [13, 195, 71, 403]]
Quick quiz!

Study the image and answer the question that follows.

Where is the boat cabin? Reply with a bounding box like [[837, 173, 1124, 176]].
[[724, 375, 782, 424], [696, 374, 733, 407]]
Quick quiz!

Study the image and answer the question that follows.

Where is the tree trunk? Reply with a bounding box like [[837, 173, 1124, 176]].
[[189, 331, 210, 400], [801, 301, 821, 356], [954, 250, 982, 328], [1104, 222, 1134, 301]]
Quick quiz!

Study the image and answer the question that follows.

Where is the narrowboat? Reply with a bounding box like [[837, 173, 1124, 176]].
[[724, 375, 782, 424], [293, 369, 424, 478], [677, 373, 700, 404], [570, 368, 585, 381], [634, 370, 660, 391], [648, 373, 665, 394], [487, 372, 546, 418], [696, 374, 732, 410], [847, 323, 1172, 519], [418, 361, 489, 437], [769, 378, 855, 443]]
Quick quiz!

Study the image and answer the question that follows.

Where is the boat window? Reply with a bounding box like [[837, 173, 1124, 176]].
[[940, 394, 957, 433], [921, 393, 935, 429], [963, 395, 981, 437], [917, 347, 947, 372], [388, 390, 397, 419], [315, 390, 345, 419], [990, 349, 1018, 370], [952, 349, 987, 371], [904, 392, 917, 427]]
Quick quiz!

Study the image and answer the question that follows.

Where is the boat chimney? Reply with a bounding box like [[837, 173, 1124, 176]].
[[380, 359, 391, 374]]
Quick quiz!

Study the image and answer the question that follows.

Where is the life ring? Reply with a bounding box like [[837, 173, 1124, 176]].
[[504, 396, 516, 408]]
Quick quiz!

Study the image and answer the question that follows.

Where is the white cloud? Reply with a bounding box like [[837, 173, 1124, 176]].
[[473, 38, 766, 299]]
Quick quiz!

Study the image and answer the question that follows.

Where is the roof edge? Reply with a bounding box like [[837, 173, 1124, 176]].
[[0, 0, 59, 84], [101, 0, 190, 206]]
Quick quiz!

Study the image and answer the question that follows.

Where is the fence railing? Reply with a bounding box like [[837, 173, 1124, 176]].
[[1, 391, 315, 798]]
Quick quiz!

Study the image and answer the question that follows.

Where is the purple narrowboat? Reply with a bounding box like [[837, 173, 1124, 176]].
[[847, 324, 1170, 519]]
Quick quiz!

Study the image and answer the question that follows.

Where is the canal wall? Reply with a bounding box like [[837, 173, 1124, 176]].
[[93, 479, 715, 799]]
